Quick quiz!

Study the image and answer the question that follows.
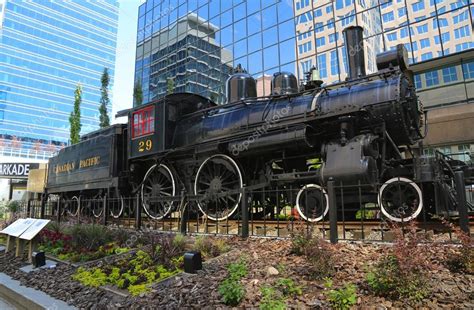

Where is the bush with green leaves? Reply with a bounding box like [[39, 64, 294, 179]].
[[218, 259, 247, 306], [67, 224, 113, 252], [276, 278, 302, 297], [73, 249, 183, 296], [259, 286, 286, 310], [324, 278, 357, 310], [194, 236, 229, 258], [290, 222, 335, 278], [365, 223, 431, 303]]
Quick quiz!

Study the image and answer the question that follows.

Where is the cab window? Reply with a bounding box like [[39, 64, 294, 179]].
[[132, 106, 155, 138]]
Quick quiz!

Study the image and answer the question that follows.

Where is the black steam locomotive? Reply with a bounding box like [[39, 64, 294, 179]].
[[45, 26, 472, 222]]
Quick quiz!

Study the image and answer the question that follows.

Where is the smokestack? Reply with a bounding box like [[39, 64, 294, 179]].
[[343, 26, 366, 80]]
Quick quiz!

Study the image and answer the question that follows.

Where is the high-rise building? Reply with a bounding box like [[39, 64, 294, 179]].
[[294, 0, 474, 84], [134, 0, 297, 106], [0, 0, 119, 160], [135, 12, 232, 105]]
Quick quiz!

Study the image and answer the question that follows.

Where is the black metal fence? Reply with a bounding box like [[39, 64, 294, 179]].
[[7, 173, 472, 243]]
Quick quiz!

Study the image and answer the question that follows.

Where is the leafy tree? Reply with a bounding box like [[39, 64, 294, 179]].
[[69, 84, 82, 145], [166, 77, 175, 95], [133, 80, 143, 106], [99, 68, 110, 128]]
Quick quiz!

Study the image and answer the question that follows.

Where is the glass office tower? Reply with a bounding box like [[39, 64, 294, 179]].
[[135, 0, 473, 106], [0, 0, 119, 159]]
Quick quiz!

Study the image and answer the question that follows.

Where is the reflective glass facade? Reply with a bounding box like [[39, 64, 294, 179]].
[[0, 0, 119, 158], [136, 0, 473, 106]]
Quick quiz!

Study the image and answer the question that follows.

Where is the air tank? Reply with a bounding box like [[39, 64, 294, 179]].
[[271, 72, 298, 95]]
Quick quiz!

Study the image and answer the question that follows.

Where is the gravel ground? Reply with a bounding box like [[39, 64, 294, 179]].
[[0, 236, 472, 309]]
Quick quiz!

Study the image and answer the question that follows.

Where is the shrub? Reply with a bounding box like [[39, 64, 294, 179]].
[[304, 237, 335, 279], [259, 286, 286, 310], [219, 278, 246, 306], [73, 267, 107, 287], [439, 217, 473, 274], [67, 224, 112, 252], [218, 259, 247, 306], [193, 236, 228, 258], [172, 234, 187, 251], [365, 222, 431, 303], [276, 278, 302, 297], [6, 200, 20, 213], [290, 221, 313, 255], [324, 278, 357, 310]]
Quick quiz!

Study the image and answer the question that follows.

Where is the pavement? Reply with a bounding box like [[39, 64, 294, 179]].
[[0, 272, 76, 310]]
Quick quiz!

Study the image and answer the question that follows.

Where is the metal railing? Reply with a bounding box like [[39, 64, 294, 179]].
[[10, 173, 472, 243]]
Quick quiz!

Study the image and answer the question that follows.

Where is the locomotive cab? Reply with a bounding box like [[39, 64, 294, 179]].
[[127, 93, 216, 159]]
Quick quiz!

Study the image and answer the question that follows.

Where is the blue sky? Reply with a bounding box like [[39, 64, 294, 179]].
[[112, 0, 142, 123]]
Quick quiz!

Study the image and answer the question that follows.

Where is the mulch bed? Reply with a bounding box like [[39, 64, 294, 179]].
[[0, 236, 472, 309]]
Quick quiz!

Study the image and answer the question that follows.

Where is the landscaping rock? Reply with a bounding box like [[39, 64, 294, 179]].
[[266, 266, 279, 276]]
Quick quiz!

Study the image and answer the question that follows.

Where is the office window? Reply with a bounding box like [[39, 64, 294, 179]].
[[317, 53, 327, 78], [450, 0, 469, 10], [387, 33, 397, 41], [457, 144, 471, 163], [314, 8, 322, 17], [417, 23, 428, 34], [301, 59, 313, 75], [434, 18, 448, 28], [400, 27, 408, 38], [330, 50, 338, 76], [329, 33, 338, 43], [398, 7, 406, 17], [420, 38, 430, 48], [296, 0, 310, 10], [336, 0, 344, 10], [456, 42, 474, 52], [316, 37, 326, 47], [412, 1, 425, 12], [382, 11, 394, 23], [442, 66, 458, 83], [425, 70, 439, 86], [315, 22, 324, 33], [430, 0, 442, 5], [414, 74, 422, 89], [454, 25, 470, 39], [421, 52, 433, 61], [453, 10, 469, 24], [326, 5, 333, 13], [462, 61, 474, 79], [298, 41, 313, 53]]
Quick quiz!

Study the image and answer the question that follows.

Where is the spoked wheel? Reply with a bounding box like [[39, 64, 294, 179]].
[[141, 164, 176, 220], [296, 184, 329, 222], [378, 177, 423, 222], [194, 154, 243, 221]]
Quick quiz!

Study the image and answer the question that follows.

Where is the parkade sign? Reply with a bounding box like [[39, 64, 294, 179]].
[[0, 163, 39, 178]]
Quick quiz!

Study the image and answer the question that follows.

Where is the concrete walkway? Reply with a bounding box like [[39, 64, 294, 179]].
[[0, 273, 76, 310]]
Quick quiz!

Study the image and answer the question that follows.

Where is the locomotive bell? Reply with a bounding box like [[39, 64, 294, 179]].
[[271, 72, 298, 95], [343, 26, 366, 80], [226, 70, 257, 103]]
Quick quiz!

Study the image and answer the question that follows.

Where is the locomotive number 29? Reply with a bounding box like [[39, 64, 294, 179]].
[[138, 139, 153, 152]]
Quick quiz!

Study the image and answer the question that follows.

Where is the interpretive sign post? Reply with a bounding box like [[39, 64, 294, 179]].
[[1, 218, 49, 262], [20, 219, 50, 263]]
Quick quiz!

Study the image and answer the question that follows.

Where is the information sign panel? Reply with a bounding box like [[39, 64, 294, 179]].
[[19, 219, 50, 240], [0, 218, 36, 237]]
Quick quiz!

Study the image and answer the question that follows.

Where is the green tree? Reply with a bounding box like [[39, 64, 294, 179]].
[[166, 77, 175, 95], [99, 68, 110, 128], [69, 84, 82, 144], [133, 80, 143, 106]]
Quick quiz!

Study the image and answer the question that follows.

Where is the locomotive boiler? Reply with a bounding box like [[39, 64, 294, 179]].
[[45, 26, 472, 223]]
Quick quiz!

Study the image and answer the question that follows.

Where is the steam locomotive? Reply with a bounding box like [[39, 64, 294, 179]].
[[44, 26, 472, 222]]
